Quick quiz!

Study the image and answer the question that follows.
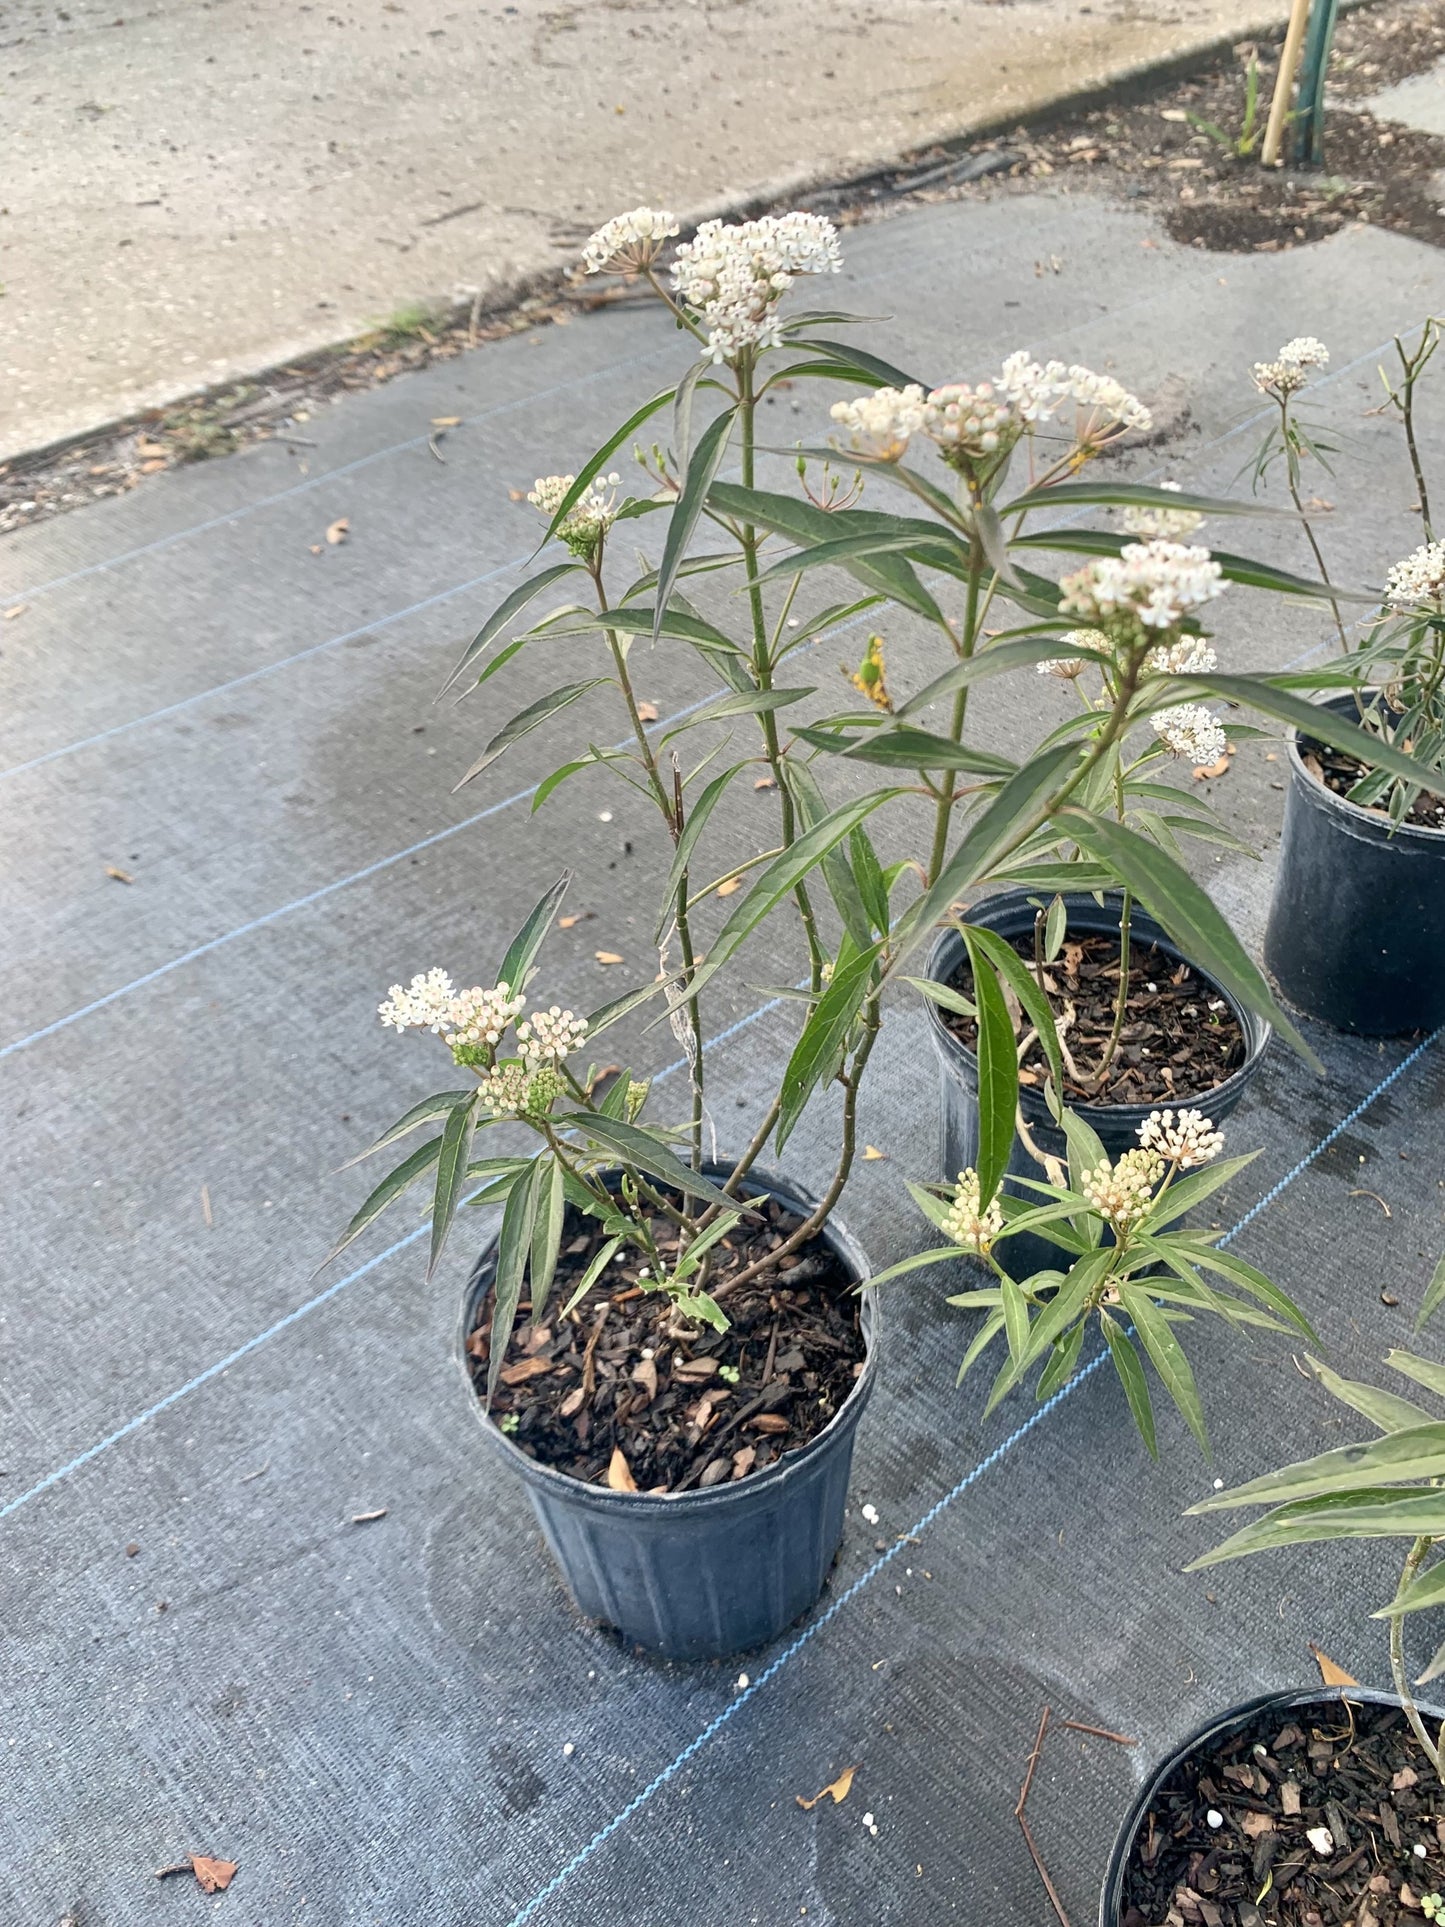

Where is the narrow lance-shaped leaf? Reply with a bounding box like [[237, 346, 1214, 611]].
[[1120, 1283, 1210, 1459], [657, 762, 748, 939], [1002, 479, 1294, 518], [1417, 1254, 1445, 1333], [1187, 1421, 1445, 1513], [1385, 1349, 1445, 1402], [1188, 1488, 1445, 1570], [1055, 804, 1320, 1071], [323, 1132, 444, 1268], [342, 1090, 475, 1169], [1170, 673, 1439, 786], [486, 1159, 546, 1405], [1301, 1353, 1431, 1435], [542, 386, 675, 545], [787, 760, 874, 952], [786, 336, 929, 390], [653, 406, 736, 647], [963, 921, 1064, 1098], [456, 679, 610, 788], [1101, 1310, 1157, 1459], [497, 874, 570, 998], [776, 940, 882, 1152], [428, 1098, 479, 1280], [795, 721, 1017, 776], [438, 563, 580, 696], [556, 1111, 741, 1209], [528, 1156, 566, 1322], [961, 928, 1017, 1211]]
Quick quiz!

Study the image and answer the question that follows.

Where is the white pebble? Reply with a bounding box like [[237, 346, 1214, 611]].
[[1307, 1826, 1335, 1856], [598, 811, 613, 823], [736, 1673, 749, 1691], [562, 1742, 574, 1757], [861, 1503, 879, 1525], [1213, 1478, 1224, 1490], [1416, 1842, 1429, 1859], [1206, 1809, 1224, 1830]]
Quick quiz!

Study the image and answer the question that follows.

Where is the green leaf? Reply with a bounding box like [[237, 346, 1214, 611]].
[[673, 358, 722, 468], [1179, 1239, 1317, 1341], [685, 789, 903, 1000], [542, 387, 675, 544], [1119, 1284, 1210, 1458], [787, 336, 928, 390], [342, 1090, 475, 1169], [1302, 1353, 1431, 1434], [999, 1272, 1031, 1363], [898, 637, 1107, 721], [958, 1307, 1007, 1386], [1101, 1311, 1157, 1458], [1054, 804, 1319, 1070], [866, 1243, 967, 1290], [1418, 1254, 1445, 1333], [528, 1156, 566, 1321], [659, 687, 808, 744], [531, 749, 628, 813], [961, 928, 1018, 1211], [556, 1111, 740, 1209], [653, 407, 736, 647], [787, 760, 875, 952], [850, 825, 891, 934], [548, 603, 748, 658], [1035, 1318, 1086, 1400], [1142, 1153, 1260, 1231], [973, 503, 1023, 590], [456, 679, 610, 787], [964, 921, 1065, 1097], [1171, 674, 1437, 788], [584, 977, 674, 1039], [1188, 1488, 1445, 1570], [903, 974, 974, 1019], [497, 874, 571, 998], [561, 1234, 622, 1318], [776, 940, 881, 1151], [1187, 1422, 1445, 1513], [324, 1132, 444, 1267], [438, 563, 580, 695], [657, 761, 748, 938], [428, 1097, 479, 1280], [1002, 480, 1287, 518], [1377, 1555, 1445, 1618], [486, 1159, 546, 1405], [1385, 1350, 1445, 1403], [750, 525, 968, 592], [796, 721, 1018, 776]]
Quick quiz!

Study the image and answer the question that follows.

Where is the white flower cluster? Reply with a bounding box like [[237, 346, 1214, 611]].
[[943, 1167, 1004, 1256], [922, 380, 1016, 461], [517, 1005, 589, 1069], [379, 969, 463, 1034], [477, 1061, 562, 1119], [1060, 540, 1226, 635], [1036, 627, 1106, 678], [1252, 335, 1329, 397], [829, 383, 927, 461], [527, 472, 623, 557], [1145, 634, 1217, 675], [1122, 482, 1204, 541], [1385, 539, 1445, 610], [1064, 367, 1152, 440], [672, 211, 842, 363], [449, 983, 526, 1050], [582, 205, 679, 276], [1081, 1148, 1164, 1232], [1137, 1107, 1225, 1169], [1153, 702, 1228, 764]]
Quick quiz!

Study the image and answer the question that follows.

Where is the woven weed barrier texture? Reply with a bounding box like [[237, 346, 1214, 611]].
[[3, 192, 1445, 1924]]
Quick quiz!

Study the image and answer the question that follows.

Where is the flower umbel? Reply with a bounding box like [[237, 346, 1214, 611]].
[[449, 982, 526, 1050], [1152, 702, 1227, 765], [1036, 627, 1106, 678], [1122, 481, 1205, 541], [1137, 1108, 1225, 1169], [517, 1005, 589, 1069], [943, 1168, 1004, 1256], [477, 1061, 562, 1118], [1059, 540, 1226, 640], [527, 472, 623, 559], [672, 211, 842, 363], [1385, 539, 1445, 611], [1081, 1148, 1164, 1232], [1252, 335, 1329, 397], [829, 384, 927, 461], [582, 206, 679, 276], [379, 969, 458, 1034]]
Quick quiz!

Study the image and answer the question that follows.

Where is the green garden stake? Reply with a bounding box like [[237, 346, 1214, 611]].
[[1292, 0, 1340, 167]]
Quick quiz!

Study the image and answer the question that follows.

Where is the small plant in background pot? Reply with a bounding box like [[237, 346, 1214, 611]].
[[1101, 1268, 1445, 1926], [1260, 317, 1445, 1034]]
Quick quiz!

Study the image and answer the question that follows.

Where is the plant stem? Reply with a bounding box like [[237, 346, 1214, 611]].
[[670, 758, 705, 1169], [1092, 756, 1133, 1092], [738, 351, 825, 992], [1390, 1535, 1444, 1780], [926, 527, 985, 886], [1279, 395, 1350, 655]]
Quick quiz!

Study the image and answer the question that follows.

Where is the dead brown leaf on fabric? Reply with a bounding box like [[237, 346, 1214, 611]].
[[797, 1765, 858, 1810], [715, 878, 741, 898], [326, 517, 350, 546], [190, 1855, 238, 1894], [607, 1447, 637, 1492], [558, 912, 593, 929], [3, 603, 27, 620], [105, 865, 134, 884], [753, 775, 776, 790], [431, 415, 461, 428], [636, 700, 660, 722], [1310, 1643, 1359, 1687], [862, 1146, 888, 1161], [594, 950, 624, 965]]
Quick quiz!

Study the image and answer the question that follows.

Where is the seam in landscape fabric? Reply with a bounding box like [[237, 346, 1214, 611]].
[[499, 1021, 1444, 1927]]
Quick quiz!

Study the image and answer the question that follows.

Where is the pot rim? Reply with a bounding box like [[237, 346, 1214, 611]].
[[454, 1159, 879, 1516], [1286, 687, 1445, 846], [1099, 1682, 1445, 1926], [923, 887, 1271, 1125]]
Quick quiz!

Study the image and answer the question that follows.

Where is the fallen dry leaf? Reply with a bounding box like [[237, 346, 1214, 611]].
[[431, 415, 461, 427], [326, 517, 350, 546], [309, 544, 323, 555], [350, 1507, 388, 1525], [607, 1447, 637, 1492], [748, 1413, 790, 1434], [1310, 1643, 1359, 1688], [862, 1145, 888, 1161], [3, 603, 27, 620], [1192, 753, 1231, 781], [797, 1765, 858, 1811], [716, 878, 741, 898], [594, 950, 624, 966], [753, 775, 776, 790], [191, 1856, 238, 1893], [558, 912, 594, 929], [636, 700, 660, 722], [105, 865, 134, 884]]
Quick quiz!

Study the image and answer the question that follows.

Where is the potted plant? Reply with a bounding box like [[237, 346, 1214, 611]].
[[1259, 320, 1445, 1033], [1104, 1272, 1445, 1924]]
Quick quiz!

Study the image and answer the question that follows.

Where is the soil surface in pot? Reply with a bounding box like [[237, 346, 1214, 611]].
[[945, 930, 1246, 1106], [466, 1190, 866, 1493], [1120, 1697, 1445, 1926], [1304, 741, 1445, 832]]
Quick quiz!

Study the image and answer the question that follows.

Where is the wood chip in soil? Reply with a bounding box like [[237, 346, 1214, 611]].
[[946, 928, 1245, 1105], [467, 1190, 866, 1493], [1120, 1697, 1445, 1926]]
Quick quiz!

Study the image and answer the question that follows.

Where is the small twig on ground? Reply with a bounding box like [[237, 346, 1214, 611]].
[[1062, 1718, 1137, 1746], [581, 1303, 610, 1399], [1015, 1705, 1075, 1927]]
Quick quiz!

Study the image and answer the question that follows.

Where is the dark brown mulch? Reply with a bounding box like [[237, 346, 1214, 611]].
[[1305, 743, 1445, 831], [466, 1191, 866, 1494], [944, 929, 1246, 1107], [1120, 1697, 1445, 1926]]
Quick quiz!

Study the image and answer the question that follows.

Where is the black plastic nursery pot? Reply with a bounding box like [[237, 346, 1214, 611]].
[[926, 891, 1271, 1281], [456, 1164, 878, 1662], [1099, 1684, 1445, 1926], [1263, 692, 1445, 1036]]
